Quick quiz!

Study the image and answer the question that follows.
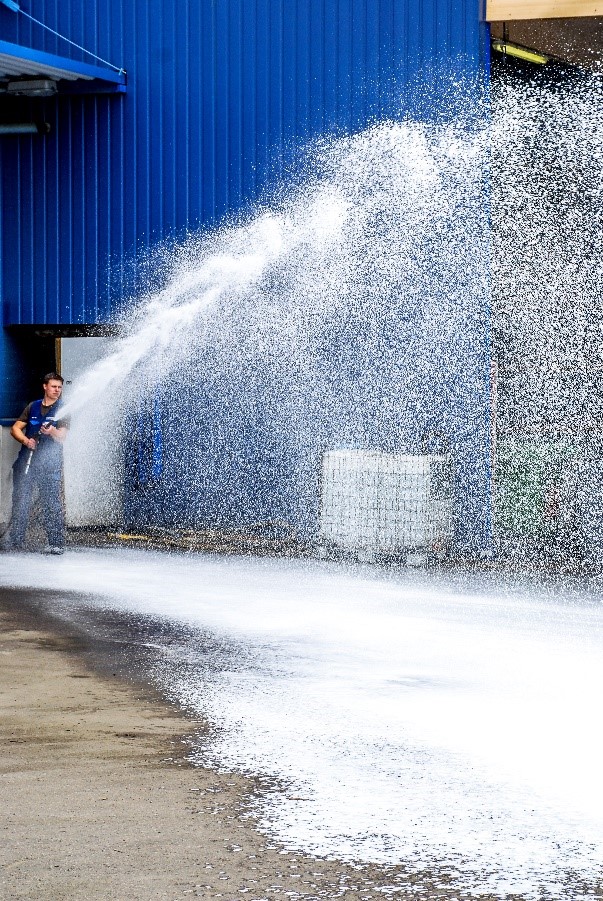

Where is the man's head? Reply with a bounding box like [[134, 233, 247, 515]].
[[43, 372, 64, 405]]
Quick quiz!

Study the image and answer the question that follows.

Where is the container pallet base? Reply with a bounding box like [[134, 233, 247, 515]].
[[313, 541, 449, 567]]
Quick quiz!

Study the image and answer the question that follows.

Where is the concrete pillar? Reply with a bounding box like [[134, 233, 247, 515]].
[[0, 425, 18, 528]]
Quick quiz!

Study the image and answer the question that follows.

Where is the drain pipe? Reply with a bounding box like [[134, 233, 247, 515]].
[[0, 122, 51, 135]]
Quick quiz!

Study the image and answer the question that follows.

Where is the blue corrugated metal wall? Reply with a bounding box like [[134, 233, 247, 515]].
[[0, 0, 492, 549], [0, 0, 487, 326]]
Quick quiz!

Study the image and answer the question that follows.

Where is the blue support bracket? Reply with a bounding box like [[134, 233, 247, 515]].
[[59, 77, 127, 95]]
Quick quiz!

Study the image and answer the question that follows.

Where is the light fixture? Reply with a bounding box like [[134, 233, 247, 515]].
[[7, 79, 58, 97], [0, 122, 51, 135], [492, 39, 549, 66]]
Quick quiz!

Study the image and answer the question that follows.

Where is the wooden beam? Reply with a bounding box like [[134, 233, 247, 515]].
[[486, 1, 602, 20]]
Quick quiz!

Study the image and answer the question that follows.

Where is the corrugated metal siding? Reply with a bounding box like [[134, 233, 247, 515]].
[[0, 0, 486, 326]]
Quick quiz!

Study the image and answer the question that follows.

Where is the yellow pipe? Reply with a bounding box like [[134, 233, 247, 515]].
[[492, 39, 549, 64]]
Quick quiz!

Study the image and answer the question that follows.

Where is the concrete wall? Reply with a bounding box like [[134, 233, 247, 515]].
[[61, 337, 122, 528], [0, 425, 18, 528]]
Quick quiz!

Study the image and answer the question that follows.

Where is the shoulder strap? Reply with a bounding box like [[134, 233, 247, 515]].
[[44, 400, 61, 423], [29, 399, 43, 421]]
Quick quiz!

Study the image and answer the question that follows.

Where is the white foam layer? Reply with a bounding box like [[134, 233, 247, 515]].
[[2, 548, 602, 897]]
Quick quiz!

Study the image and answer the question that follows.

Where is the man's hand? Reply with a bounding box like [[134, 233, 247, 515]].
[[40, 423, 67, 443], [23, 437, 37, 450]]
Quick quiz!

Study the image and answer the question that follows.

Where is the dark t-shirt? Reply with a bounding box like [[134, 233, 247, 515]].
[[18, 402, 69, 430]]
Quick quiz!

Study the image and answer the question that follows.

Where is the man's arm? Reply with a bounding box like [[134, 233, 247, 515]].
[[10, 420, 36, 450]]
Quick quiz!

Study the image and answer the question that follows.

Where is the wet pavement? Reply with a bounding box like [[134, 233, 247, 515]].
[[1, 547, 602, 900]]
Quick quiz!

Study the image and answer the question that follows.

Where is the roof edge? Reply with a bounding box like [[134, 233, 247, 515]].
[[0, 39, 126, 89]]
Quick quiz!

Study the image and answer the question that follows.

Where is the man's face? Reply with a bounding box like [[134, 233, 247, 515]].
[[44, 380, 63, 403]]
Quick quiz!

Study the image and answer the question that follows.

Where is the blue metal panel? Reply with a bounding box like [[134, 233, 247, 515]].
[[0, 0, 487, 323], [0, 0, 491, 547]]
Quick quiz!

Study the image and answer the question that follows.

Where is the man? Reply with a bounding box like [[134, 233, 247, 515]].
[[2, 373, 68, 554]]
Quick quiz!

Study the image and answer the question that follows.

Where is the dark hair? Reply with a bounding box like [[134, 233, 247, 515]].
[[43, 372, 64, 385]]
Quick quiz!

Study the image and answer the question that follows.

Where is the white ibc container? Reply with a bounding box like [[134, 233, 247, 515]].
[[319, 449, 453, 554]]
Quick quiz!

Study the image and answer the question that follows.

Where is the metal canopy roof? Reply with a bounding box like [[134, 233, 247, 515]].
[[0, 39, 126, 93]]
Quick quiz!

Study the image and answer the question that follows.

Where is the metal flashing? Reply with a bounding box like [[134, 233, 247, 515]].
[[0, 39, 126, 92]]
